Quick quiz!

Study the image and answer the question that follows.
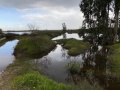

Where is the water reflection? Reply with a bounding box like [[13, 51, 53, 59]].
[[34, 44, 120, 90], [52, 33, 83, 40], [0, 40, 18, 74], [3, 31, 31, 35], [33, 44, 84, 83], [68, 46, 120, 90]]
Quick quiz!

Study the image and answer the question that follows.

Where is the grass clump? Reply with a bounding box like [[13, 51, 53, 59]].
[[66, 61, 82, 74], [107, 43, 120, 78], [12, 71, 103, 90], [12, 71, 72, 90], [14, 35, 56, 58], [57, 38, 90, 56], [0, 39, 7, 47]]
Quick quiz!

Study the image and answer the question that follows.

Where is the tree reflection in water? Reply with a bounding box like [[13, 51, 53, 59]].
[[31, 36, 120, 90], [66, 45, 120, 90]]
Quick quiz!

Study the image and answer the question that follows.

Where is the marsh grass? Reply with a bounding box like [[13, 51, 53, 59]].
[[32, 30, 64, 39], [108, 43, 120, 78], [14, 35, 56, 58], [0, 39, 7, 47], [66, 61, 82, 74], [3, 57, 102, 90], [56, 38, 90, 56], [12, 71, 73, 90]]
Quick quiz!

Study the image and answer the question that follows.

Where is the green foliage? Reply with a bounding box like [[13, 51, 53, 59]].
[[9, 57, 102, 90], [32, 30, 63, 39], [5, 33, 19, 40], [12, 71, 103, 90], [76, 80, 103, 90], [0, 39, 7, 47], [14, 35, 56, 58], [108, 43, 120, 77], [66, 61, 82, 74], [57, 38, 90, 56], [12, 71, 72, 90], [80, 0, 120, 43]]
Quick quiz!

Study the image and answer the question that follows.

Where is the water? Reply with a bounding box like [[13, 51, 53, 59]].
[[3, 31, 31, 35], [52, 33, 83, 40], [0, 40, 18, 74], [34, 44, 84, 83], [32, 32, 120, 90], [34, 44, 120, 90], [0, 32, 119, 90]]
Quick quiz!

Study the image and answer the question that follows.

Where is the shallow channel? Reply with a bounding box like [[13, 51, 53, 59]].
[[0, 40, 18, 74]]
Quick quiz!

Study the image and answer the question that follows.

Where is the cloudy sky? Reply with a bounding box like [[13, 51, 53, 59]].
[[0, 0, 83, 31]]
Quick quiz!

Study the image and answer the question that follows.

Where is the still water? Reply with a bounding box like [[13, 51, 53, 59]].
[[52, 33, 83, 40], [33, 33, 120, 90], [3, 31, 31, 35], [0, 32, 119, 90], [0, 40, 18, 74], [35, 44, 84, 83], [34, 44, 120, 90], [34, 33, 84, 83]]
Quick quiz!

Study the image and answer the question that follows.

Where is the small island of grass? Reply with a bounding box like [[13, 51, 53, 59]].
[[14, 35, 56, 58], [56, 38, 90, 56]]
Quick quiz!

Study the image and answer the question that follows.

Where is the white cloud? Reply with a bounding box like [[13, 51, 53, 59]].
[[0, 0, 82, 9], [22, 7, 84, 30], [0, 0, 84, 30]]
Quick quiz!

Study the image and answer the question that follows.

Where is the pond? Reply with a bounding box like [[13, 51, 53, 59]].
[[34, 44, 84, 83], [32, 33, 120, 90], [52, 33, 83, 40], [3, 31, 31, 35], [0, 32, 120, 90], [0, 40, 18, 74], [34, 44, 120, 90]]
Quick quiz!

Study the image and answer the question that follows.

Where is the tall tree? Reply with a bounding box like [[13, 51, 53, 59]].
[[113, 0, 120, 43], [80, 0, 120, 44]]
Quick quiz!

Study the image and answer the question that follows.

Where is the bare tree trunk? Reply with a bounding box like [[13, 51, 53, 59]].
[[113, 11, 119, 43], [107, 3, 110, 27]]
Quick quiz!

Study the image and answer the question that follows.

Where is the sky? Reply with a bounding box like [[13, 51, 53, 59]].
[[0, 0, 83, 31]]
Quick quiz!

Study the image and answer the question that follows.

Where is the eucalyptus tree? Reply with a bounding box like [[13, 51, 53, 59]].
[[80, 0, 120, 44], [80, 0, 111, 45], [113, 0, 120, 43], [80, 0, 94, 28]]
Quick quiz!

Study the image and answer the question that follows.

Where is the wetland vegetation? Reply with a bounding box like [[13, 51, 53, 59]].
[[14, 35, 56, 58], [56, 38, 90, 56], [0, 0, 120, 90]]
